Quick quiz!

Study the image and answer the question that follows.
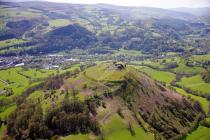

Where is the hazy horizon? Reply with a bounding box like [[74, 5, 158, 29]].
[[3, 0, 210, 9]]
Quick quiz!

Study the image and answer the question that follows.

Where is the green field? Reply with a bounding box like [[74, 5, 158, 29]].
[[133, 66, 175, 84], [173, 60, 204, 75], [0, 64, 80, 116], [0, 67, 33, 99], [138, 57, 205, 75], [0, 39, 27, 49], [61, 134, 91, 140], [0, 7, 41, 19], [189, 54, 210, 62], [102, 114, 154, 140], [0, 125, 6, 139], [0, 105, 16, 120], [0, 64, 80, 98], [186, 125, 210, 140], [177, 75, 210, 94], [112, 49, 143, 57], [49, 19, 71, 28], [85, 63, 127, 81], [0, 67, 55, 100]]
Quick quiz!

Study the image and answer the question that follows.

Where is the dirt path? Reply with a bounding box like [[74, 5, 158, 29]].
[[100, 111, 114, 124]]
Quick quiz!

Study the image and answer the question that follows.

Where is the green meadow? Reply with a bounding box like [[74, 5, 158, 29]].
[[172, 61, 204, 75], [0, 7, 41, 19], [102, 114, 154, 140], [0, 67, 55, 100], [0, 64, 80, 114], [133, 66, 175, 84], [48, 19, 71, 28], [0, 39, 27, 49], [177, 75, 210, 94], [185, 125, 210, 140], [61, 134, 91, 140], [0, 105, 16, 120], [0, 125, 6, 139], [189, 54, 210, 62]]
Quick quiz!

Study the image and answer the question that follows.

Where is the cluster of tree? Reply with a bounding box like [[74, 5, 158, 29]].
[[200, 119, 210, 128], [153, 18, 189, 33], [185, 60, 210, 68], [6, 102, 52, 139], [3, 87, 14, 97], [201, 70, 210, 83], [170, 74, 183, 86], [142, 99, 204, 139], [46, 98, 100, 135], [44, 68, 81, 91], [165, 62, 179, 69], [98, 26, 187, 54], [0, 117, 2, 128], [0, 29, 15, 41], [6, 19, 43, 37], [44, 74, 64, 90], [6, 97, 101, 139], [16, 82, 45, 106]]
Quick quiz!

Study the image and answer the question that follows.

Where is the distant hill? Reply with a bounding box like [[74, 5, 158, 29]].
[[0, 1, 210, 56], [172, 7, 210, 16]]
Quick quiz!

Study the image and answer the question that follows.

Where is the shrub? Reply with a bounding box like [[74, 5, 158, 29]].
[[45, 99, 100, 135], [200, 120, 210, 128], [127, 122, 135, 136], [117, 108, 124, 118], [201, 70, 210, 83], [0, 117, 2, 127]]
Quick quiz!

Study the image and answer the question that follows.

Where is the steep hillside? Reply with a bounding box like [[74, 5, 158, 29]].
[[172, 7, 210, 16], [35, 24, 97, 54]]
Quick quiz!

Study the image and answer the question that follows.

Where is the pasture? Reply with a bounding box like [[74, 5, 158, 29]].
[[48, 19, 71, 28], [186, 125, 210, 140], [0, 39, 27, 49], [102, 114, 154, 140], [177, 75, 210, 94], [133, 66, 175, 84]]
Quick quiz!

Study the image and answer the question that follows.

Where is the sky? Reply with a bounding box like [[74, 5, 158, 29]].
[[6, 0, 210, 8]]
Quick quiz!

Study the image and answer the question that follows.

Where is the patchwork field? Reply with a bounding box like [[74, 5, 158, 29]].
[[0, 67, 54, 100]]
